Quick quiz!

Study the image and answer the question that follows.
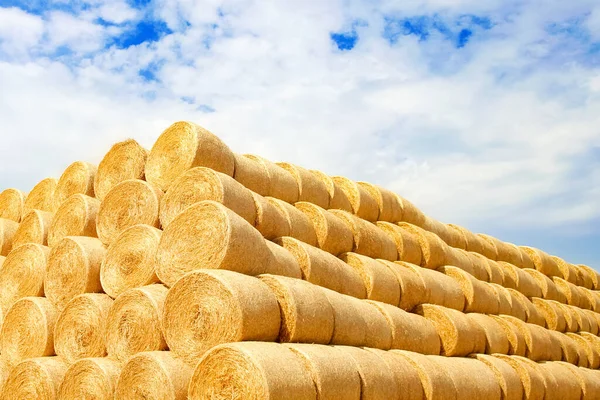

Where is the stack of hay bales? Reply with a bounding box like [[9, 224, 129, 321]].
[[0, 120, 599, 399]]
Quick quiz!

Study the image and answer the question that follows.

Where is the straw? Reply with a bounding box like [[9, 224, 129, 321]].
[[574, 264, 594, 289], [444, 247, 478, 279], [316, 288, 371, 348], [341, 254, 401, 305], [490, 283, 521, 318], [498, 315, 553, 362], [0, 188, 25, 222], [396, 222, 447, 269], [448, 224, 484, 254], [0, 218, 18, 256], [397, 196, 427, 226], [474, 354, 524, 400], [470, 252, 503, 284], [267, 197, 318, 246], [490, 315, 527, 356], [53, 161, 96, 210], [559, 362, 600, 397], [474, 233, 499, 261], [2, 357, 68, 399], [47, 193, 100, 247], [381, 261, 427, 311], [567, 333, 595, 367], [391, 350, 457, 400], [233, 153, 270, 196], [12, 209, 52, 248], [376, 221, 423, 266], [420, 216, 452, 245], [539, 362, 582, 400], [441, 266, 499, 314], [58, 357, 121, 400], [296, 202, 353, 255], [244, 155, 299, 203], [357, 182, 403, 222], [365, 348, 425, 400], [550, 256, 579, 285], [24, 177, 58, 213], [497, 262, 518, 290], [263, 241, 303, 278], [578, 264, 600, 289], [492, 354, 545, 400], [467, 313, 510, 355], [519, 246, 561, 277], [531, 298, 566, 332], [546, 330, 578, 365], [501, 262, 542, 298], [445, 223, 468, 249], [309, 170, 353, 212], [411, 265, 466, 311], [506, 289, 546, 326], [332, 176, 379, 221], [556, 302, 580, 333], [433, 356, 501, 399], [277, 163, 330, 208], [523, 269, 565, 302], [250, 192, 290, 240], [552, 277, 582, 308]]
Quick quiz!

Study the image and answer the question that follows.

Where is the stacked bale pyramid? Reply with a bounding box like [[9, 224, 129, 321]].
[[0, 120, 599, 399]]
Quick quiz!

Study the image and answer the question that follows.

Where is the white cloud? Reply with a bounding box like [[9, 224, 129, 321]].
[[0, 7, 44, 57], [45, 11, 108, 53]]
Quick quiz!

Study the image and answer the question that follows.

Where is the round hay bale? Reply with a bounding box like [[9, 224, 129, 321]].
[[317, 288, 367, 348], [376, 221, 422, 266], [433, 356, 501, 400], [1, 357, 67, 400], [0, 188, 25, 222], [473, 354, 523, 400], [568, 332, 600, 369], [519, 246, 561, 277], [578, 264, 600, 289], [550, 256, 579, 284], [584, 288, 600, 311], [233, 153, 270, 196], [468, 252, 501, 284], [100, 224, 161, 298], [365, 348, 424, 400], [267, 197, 317, 246], [397, 196, 426, 226], [357, 182, 403, 223], [552, 277, 582, 308], [543, 328, 563, 362], [310, 169, 353, 212], [296, 202, 353, 255], [105, 284, 168, 362], [480, 234, 518, 263], [189, 342, 316, 400], [490, 283, 520, 318], [502, 262, 542, 298], [523, 269, 565, 303], [250, 192, 290, 240], [492, 354, 545, 400], [331, 176, 379, 221], [274, 236, 366, 298], [546, 330, 579, 364], [574, 264, 594, 289], [381, 261, 427, 311], [582, 309, 599, 334], [96, 179, 162, 245], [263, 241, 303, 278], [496, 262, 518, 289], [443, 247, 478, 278], [416, 304, 485, 356], [473, 233, 498, 260], [115, 351, 193, 399], [54, 293, 113, 363], [341, 255, 401, 305], [24, 177, 58, 213], [555, 302, 579, 333], [54, 161, 96, 210], [58, 357, 121, 400], [412, 266, 465, 311], [441, 266, 499, 314], [285, 343, 361, 400], [420, 216, 452, 245], [94, 138, 148, 201], [160, 167, 256, 227], [498, 315, 552, 362], [490, 315, 527, 356], [0, 243, 48, 313], [560, 362, 600, 397], [0, 358, 11, 393], [155, 201, 271, 286], [448, 224, 484, 254], [347, 299, 393, 350], [0, 218, 18, 256], [0, 297, 57, 365], [507, 289, 545, 326], [467, 314, 510, 355], [531, 298, 566, 332], [145, 121, 235, 191], [47, 194, 99, 247], [391, 350, 457, 400], [445, 223, 468, 249], [396, 222, 446, 268], [45, 236, 105, 310], [539, 362, 582, 400], [244, 155, 299, 203], [12, 209, 52, 248], [163, 270, 280, 363], [277, 163, 329, 208]]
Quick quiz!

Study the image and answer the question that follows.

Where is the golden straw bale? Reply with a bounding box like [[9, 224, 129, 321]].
[[244, 155, 299, 203], [420, 216, 452, 244], [45, 236, 105, 310], [47, 194, 99, 246], [105, 284, 168, 362], [100, 224, 161, 298], [444, 247, 478, 278], [578, 264, 600, 289], [492, 355, 545, 400], [233, 153, 270, 196], [396, 222, 447, 268], [500, 316, 556, 361], [189, 342, 317, 400], [473, 354, 523, 400], [459, 250, 491, 281], [275, 237, 366, 298], [491, 283, 521, 318], [115, 351, 193, 400], [506, 289, 545, 326], [479, 235, 514, 265], [12, 210, 52, 248], [581, 288, 600, 311], [502, 263, 542, 298], [267, 197, 317, 246], [391, 350, 457, 400], [445, 224, 468, 249], [24, 177, 57, 213], [58, 357, 121, 400], [365, 348, 425, 400], [531, 298, 566, 332], [501, 242, 525, 267], [332, 176, 379, 221], [476, 233, 501, 260], [411, 266, 465, 311], [385, 261, 427, 311], [491, 315, 527, 356], [94, 138, 148, 201], [0, 297, 57, 365], [551, 277, 581, 307], [296, 202, 353, 255], [264, 241, 303, 278], [514, 358, 560, 400], [467, 313, 510, 355], [416, 304, 485, 356], [357, 182, 403, 223], [441, 266, 499, 314], [496, 262, 517, 289], [572, 307, 599, 334], [583, 309, 600, 333], [566, 333, 600, 369], [574, 264, 594, 289], [376, 221, 422, 265], [0, 218, 18, 256], [523, 269, 565, 302], [397, 196, 426, 227], [341, 255, 400, 305], [432, 356, 501, 400], [547, 330, 579, 364], [1, 357, 67, 400], [155, 201, 271, 286], [54, 161, 96, 210], [559, 362, 600, 398], [539, 362, 582, 400], [575, 286, 593, 310], [470, 252, 502, 284], [550, 256, 579, 284], [447, 224, 484, 254], [0, 188, 25, 222], [310, 170, 353, 212], [251, 192, 290, 240], [519, 246, 561, 277], [0, 358, 11, 392], [277, 163, 329, 208], [555, 302, 579, 333], [580, 332, 600, 361]]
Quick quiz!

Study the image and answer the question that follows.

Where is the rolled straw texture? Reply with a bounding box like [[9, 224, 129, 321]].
[[24, 177, 57, 213], [396, 222, 447, 268], [364, 348, 424, 400], [547, 331, 579, 365], [496, 261, 519, 290], [357, 182, 403, 222], [433, 356, 501, 400], [96, 179, 162, 245], [559, 362, 600, 398], [532, 298, 566, 332], [382, 261, 427, 311], [502, 262, 542, 298], [474, 233, 499, 260], [0, 358, 11, 393], [54, 293, 113, 363], [552, 277, 583, 308], [556, 302, 580, 333], [507, 289, 545, 326], [0, 297, 58, 365], [491, 283, 520, 318], [0, 188, 25, 222], [349, 300, 394, 350], [581, 287, 600, 311], [105, 284, 168, 362], [94, 138, 148, 201], [447, 224, 484, 254], [263, 241, 303, 278], [397, 196, 426, 226], [310, 169, 353, 212], [520, 246, 561, 277], [267, 197, 317, 246], [12, 209, 52, 248], [341, 255, 400, 305], [412, 266, 465, 311], [58, 357, 121, 400], [251, 192, 290, 240], [444, 247, 479, 279], [1, 357, 68, 400], [53, 161, 96, 210], [277, 163, 329, 208], [492, 354, 545, 400], [45, 236, 105, 310], [582, 309, 600, 333], [441, 266, 499, 314], [391, 350, 457, 400], [499, 241, 525, 267], [523, 269, 565, 303], [145, 121, 235, 191], [420, 216, 453, 245], [473, 354, 523, 400], [115, 351, 193, 400], [376, 221, 422, 266], [47, 193, 99, 247], [574, 264, 594, 289], [469, 252, 502, 284], [499, 316, 554, 361], [189, 342, 317, 400], [578, 264, 600, 289], [467, 313, 510, 355], [332, 176, 379, 221], [460, 251, 490, 282], [244, 155, 299, 203], [156, 201, 271, 286], [445, 223, 468, 249], [550, 256, 579, 285], [492, 308, 529, 356], [0, 218, 18, 256], [580, 332, 600, 359], [539, 362, 582, 400], [544, 328, 564, 362], [233, 153, 270, 196], [295, 202, 353, 255], [567, 332, 596, 367], [163, 270, 280, 363]]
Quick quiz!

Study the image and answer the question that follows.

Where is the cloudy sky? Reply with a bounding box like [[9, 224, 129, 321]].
[[1, 0, 599, 266]]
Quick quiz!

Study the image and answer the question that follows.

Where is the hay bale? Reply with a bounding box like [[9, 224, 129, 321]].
[[515, 358, 560, 400], [539, 362, 582, 400], [432, 356, 502, 400], [470, 252, 503, 284], [275, 236, 366, 298], [1, 357, 67, 400], [0, 218, 18, 256], [523, 269, 565, 302], [54, 161, 96, 209], [145, 121, 235, 191], [24, 177, 57, 213], [357, 182, 403, 223], [445, 224, 468, 249], [492, 354, 545, 400], [582, 309, 600, 334], [251, 192, 290, 240], [0, 297, 57, 364], [310, 169, 353, 212], [491, 283, 521, 318], [543, 328, 564, 362], [47, 193, 99, 247], [546, 330, 579, 364], [531, 298, 566, 332], [496, 262, 518, 290], [578, 264, 600, 289], [264, 241, 303, 278], [267, 197, 317, 246], [331, 176, 379, 221], [420, 217, 452, 245], [384, 261, 427, 311], [411, 266, 465, 311], [581, 287, 600, 311], [473, 354, 523, 400], [0, 188, 25, 222], [391, 350, 457, 400], [58, 357, 121, 400], [233, 153, 270, 196], [396, 222, 446, 268], [244, 155, 299, 203], [501, 262, 542, 298], [519, 246, 561, 277], [155, 201, 271, 286], [467, 314, 510, 355], [105, 284, 168, 362], [189, 342, 316, 400], [574, 264, 594, 289], [552, 277, 582, 308], [366, 349, 425, 400], [550, 256, 579, 285], [296, 202, 353, 255], [397, 196, 426, 226], [285, 343, 361, 400], [12, 209, 52, 248], [441, 266, 499, 314], [555, 302, 579, 333], [498, 316, 554, 361], [376, 221, 422, 266], [100, 224, 161, 298], [45, 236, 105, 310], [94, 138, 148, 201], [277, 163, 329, 208], [0, 358, 11, 393], [491, 315, 527, 356], [475, 233, 500, 260], [506, 289, 545, 326], [444, 247, 478, 278], [341, 255, 400, 305], [560, 362, 600, 398], [416, 304, 485, 356], [458, 250, 491, 281], [501, 242, 525, 267], [163, 270, 280, 363], [448, 224, 484, 254], [115, 351, 193, 400], [580, 332, 600, 357]]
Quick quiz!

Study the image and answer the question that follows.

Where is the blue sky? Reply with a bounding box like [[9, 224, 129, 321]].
[[1, 0, 600, 267]]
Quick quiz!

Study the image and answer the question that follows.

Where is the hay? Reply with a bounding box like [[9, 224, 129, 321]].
[[233, 153, 270, 196], [250, 192, 290, 240], [277, 163, 330, 208], [100, 224, 162, 298], [492, 354, 545, 400], [411, 266, 465, 311], [567, 333, 600, 368], [264, 241, 303, 278], [496, 262, 518, 290], [523, 269, 565, 302], [115, 351, 193, 400], [244, 155, 299, 203], [491, 315, 527, 356], [531, 298, 566, 332], [582, 288, 600, 311], [376, 221, 422, 266], [574, 264, 594, 289], [397, 196, 426, 226], [491, 283, 520, 318], [105, 284, 168, 363], [552, 277, 582, 308], [54, 161, 97, 209], [546, 330, 579, 364], [0, 188, 25, 222], [1, 357, 68, 400], [475, 233, 500, 260], [275, 236, 366, 298], [96, 179, 162, 245], [47, 193, 99, 247], [12, 209, 52, 248], [155, 201, 271, 286], [501, 242, 525, 267], [582, 309, 600, 334], [145, 121, 235, 191], [346, 299, 393, 349], [448, 224, 484, 254], [578, 264, 600, 289], [365, 349, 425, 400], [396, 222, 446, 268], [556, 302, 579, 333], [317, 288, 369, 348], [441, 266, 499, 314], [445, 224, 468, 249], [550, 256, 579, 285], [310, 169, 353, 212], [498, 315, 553, 361], [539, 362, 582, 400], [163, 270, 280, 364], [391, 350, 457, 400], [285, 343, 362, 400], [519, 246, 561, 277], [0, 218, 18, 256], [444, 247, 478, 278], [267, 197, 317, 246], [0, 297, 57, 365], [559, 362, 600, 398], [94, 138, 148, 201], [189, 342, 316, 400], [296, 202, 353, 255], [467, 314, 510, 355], [341, 255, 401, 305], [572, 307, 599, 334], [24, 177, 57, 213], [461, 250, 494, 282], [432, 356, 501, 400], [357, 182, 403, 222], [45, 236, 105, 310], [384, 261, 427, 311], [473, 354, 523, 400], [506, 289, 545, 326], [58, 357, 121, 400], [469, 252, 502, 284], [420, 217, 452, 245], [502, 263, 542, 298], [332, 176, 379, 221], [543, 328, 563, 362]]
